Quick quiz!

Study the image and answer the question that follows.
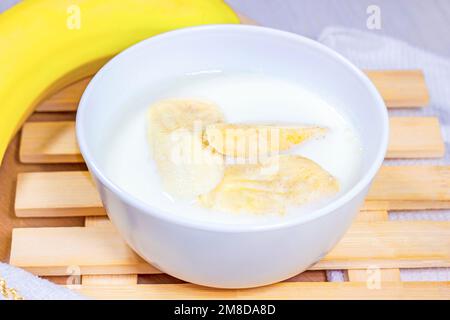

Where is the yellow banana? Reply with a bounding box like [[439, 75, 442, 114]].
[[0, 0, 239, 164]]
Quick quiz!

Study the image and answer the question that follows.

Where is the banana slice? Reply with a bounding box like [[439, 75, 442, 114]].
[[198, 155, 339, 214], [149, 99, 225, 133], [204, 124, 327, 158], [148, 99, 225, 200]]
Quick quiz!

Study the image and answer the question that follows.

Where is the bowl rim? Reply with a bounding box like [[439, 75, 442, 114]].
[[76, 24, 389, 233]]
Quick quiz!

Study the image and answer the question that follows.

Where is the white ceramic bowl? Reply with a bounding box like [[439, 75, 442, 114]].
[[76, 25, 389, 288]]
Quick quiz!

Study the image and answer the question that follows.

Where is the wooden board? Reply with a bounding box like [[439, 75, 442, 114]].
[[5, 69, 449, 300], [18, 117, 445, 163], [9, 219, 450, 276], [14, 165, 450, 217], [71, 282, 449, 300]]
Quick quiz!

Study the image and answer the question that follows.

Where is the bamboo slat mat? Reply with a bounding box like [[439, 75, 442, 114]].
[[6, 70, 450, 300]]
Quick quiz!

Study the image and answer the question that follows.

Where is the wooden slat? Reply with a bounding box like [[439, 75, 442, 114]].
[[365, 166, 450, 211], [319, 221, 450, 270], [365, 165, 450, 210], [72, 282, 449, 300], [85, 216, 113, 229], [365, 70, 429, 108], [362, 200, 450, 211], [82, 216, 139, 285], [9, 227, 159, 276], [9, 221, 450, 276], [36, 78, 91, 112], [34, 71, 430, 113], [20, 121, 83, 163], [388, 117, 444, 158], [354, 211, 388, 222], [15, 165, 450, 218], [15, 171, 105, 217], [348, 210, 401, 282], [18, 117, 445, 164], [82, 274, 138, 285]]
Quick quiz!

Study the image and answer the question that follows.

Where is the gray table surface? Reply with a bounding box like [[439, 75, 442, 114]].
[[1, 0, 449, 57]]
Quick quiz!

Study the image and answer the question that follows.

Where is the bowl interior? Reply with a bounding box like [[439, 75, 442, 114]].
[[76, 25, 388, 228]]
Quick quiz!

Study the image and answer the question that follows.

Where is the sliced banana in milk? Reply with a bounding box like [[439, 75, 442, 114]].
[[198, 155, 339, 214], [148, 99, 225, 200], [149, 99, 225, 133], [204, 124, 327, 158]]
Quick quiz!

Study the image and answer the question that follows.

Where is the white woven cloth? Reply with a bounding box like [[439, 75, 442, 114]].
[[0, 262, 83, 300], [318, 26, 450, 282]]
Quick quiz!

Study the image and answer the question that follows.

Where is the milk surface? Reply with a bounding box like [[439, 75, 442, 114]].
[[102, 73, 363, 226]]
